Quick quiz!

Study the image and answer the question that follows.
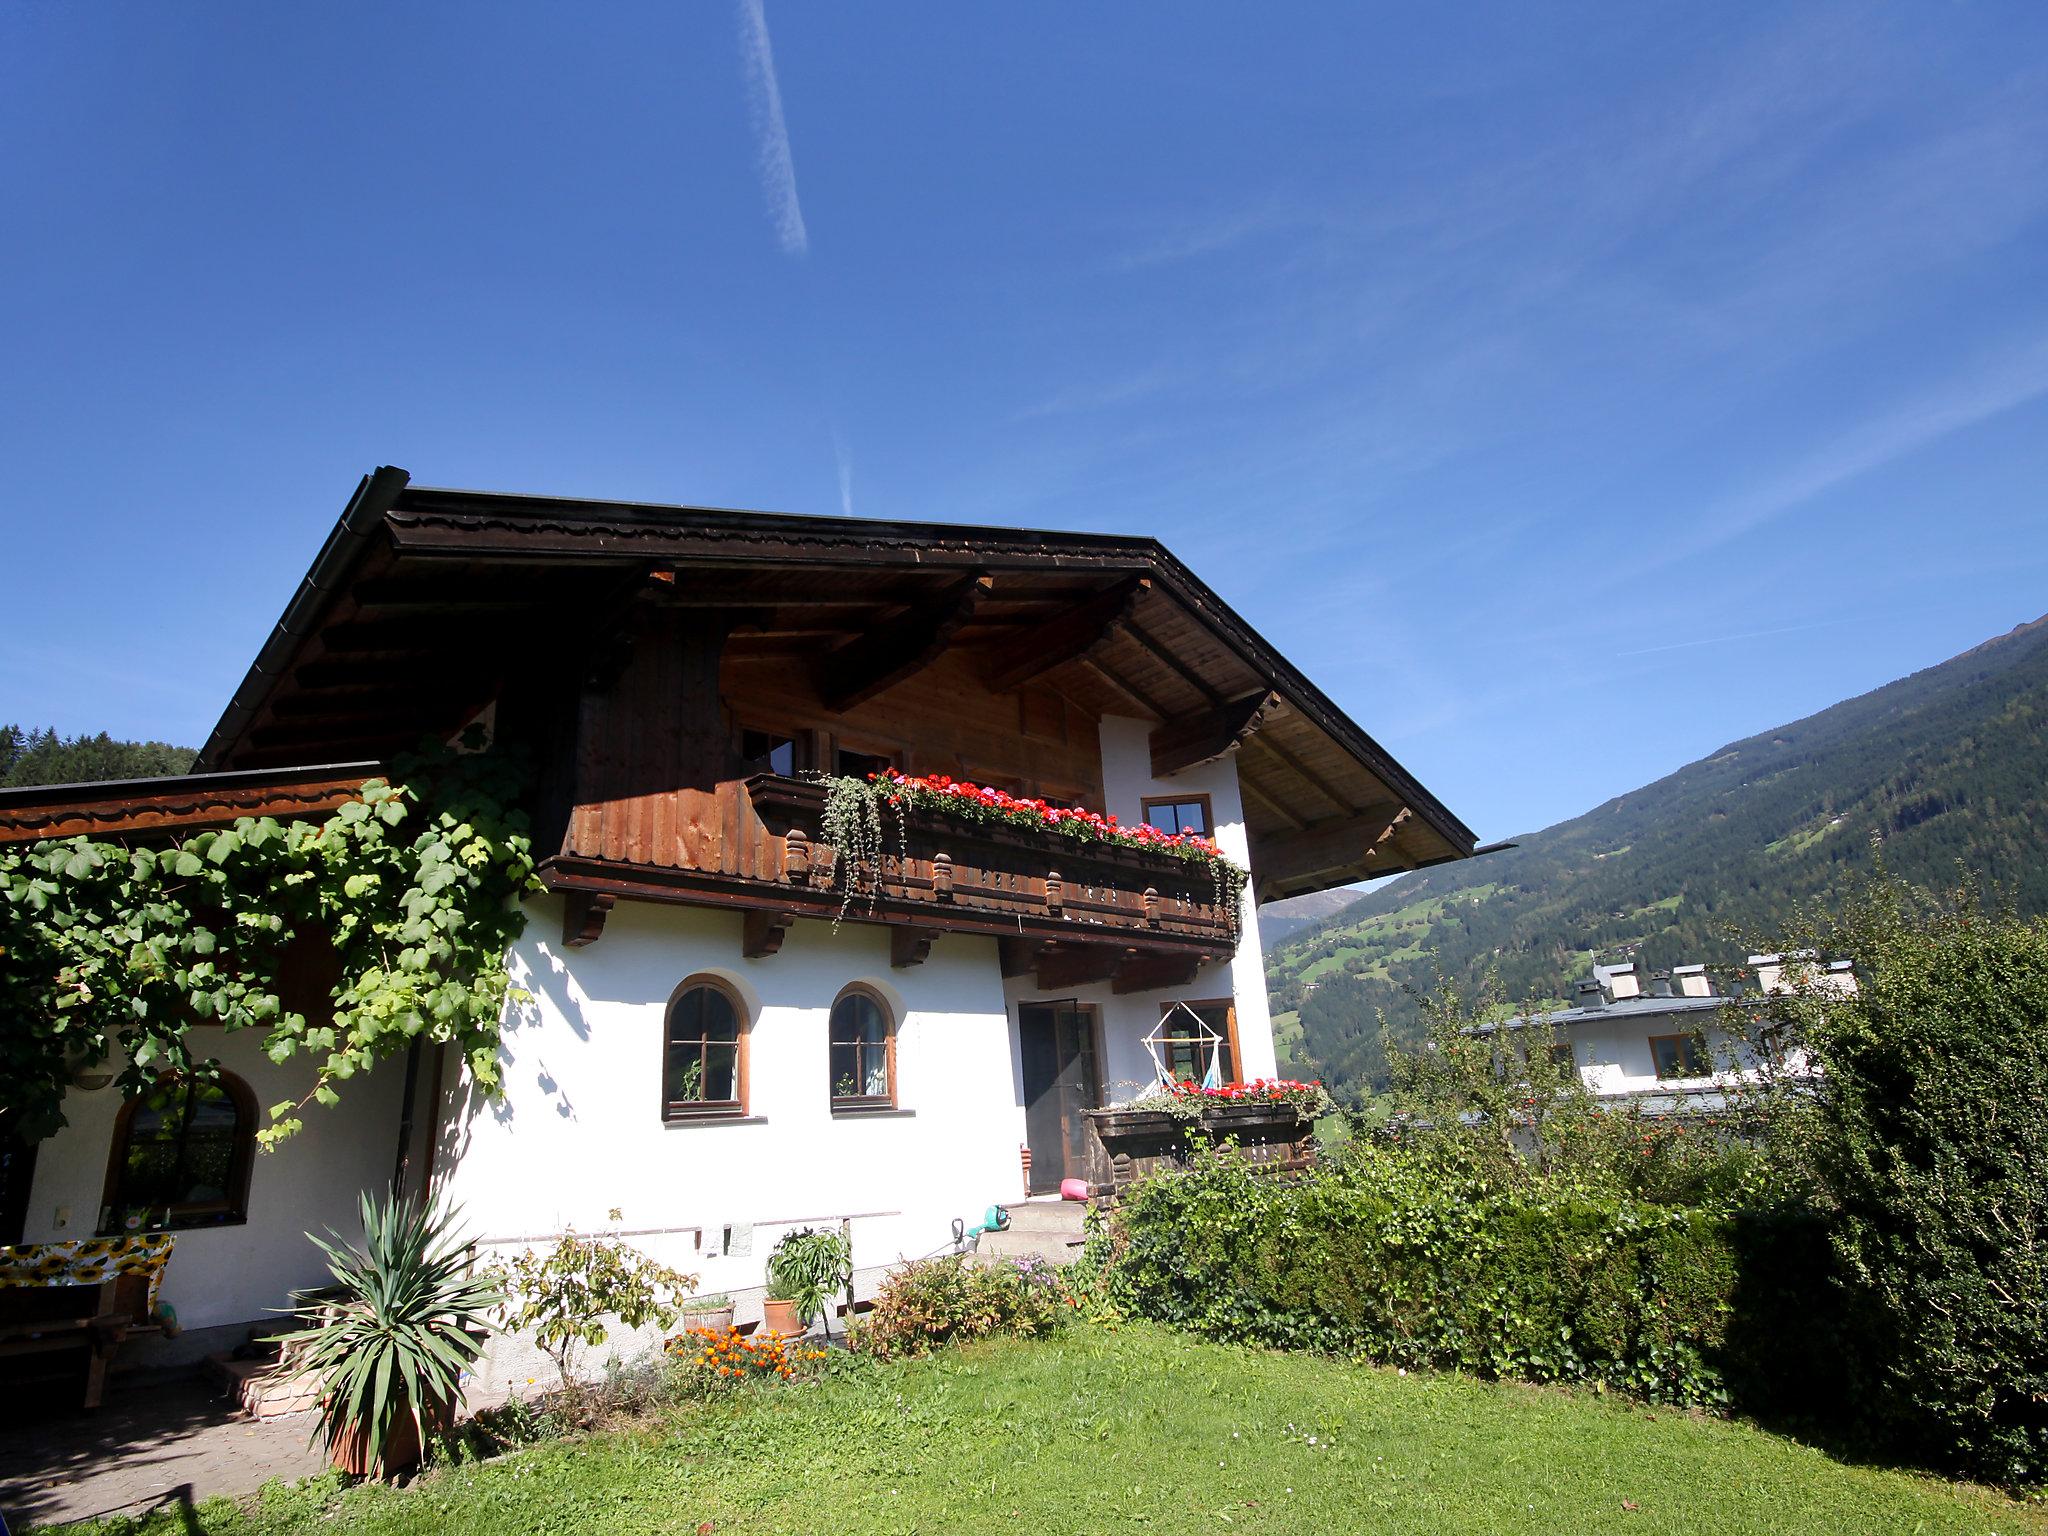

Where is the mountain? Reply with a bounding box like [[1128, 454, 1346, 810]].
[[1257, 887, 1372, 949], [1266, 615, 2048, 1097]]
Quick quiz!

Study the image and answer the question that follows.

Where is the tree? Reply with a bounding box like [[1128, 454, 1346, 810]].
[[1775, 872, 2048, 1484]]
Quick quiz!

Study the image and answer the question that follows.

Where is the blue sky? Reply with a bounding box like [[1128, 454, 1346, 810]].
[[3, 3, 2044, 844]]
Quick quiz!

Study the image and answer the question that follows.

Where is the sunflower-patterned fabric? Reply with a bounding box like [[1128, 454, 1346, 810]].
[[0, 1234, 176, 1312]]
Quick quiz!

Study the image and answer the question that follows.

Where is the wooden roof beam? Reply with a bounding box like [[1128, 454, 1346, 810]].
[[1123, 620, 1226, 708], [1151, 690, 1280, 778], [1236, 770, 1311, 832], [981, 577, 1149, 695], [818, 575, 995, 713], [1251, 805, 1410, 893], [1076, 655, 1171, 721], [1246, 733, 1355, 818]]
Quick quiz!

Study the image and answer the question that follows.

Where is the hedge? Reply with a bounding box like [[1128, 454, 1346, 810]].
[[1096, 1141, 1837, 1411]]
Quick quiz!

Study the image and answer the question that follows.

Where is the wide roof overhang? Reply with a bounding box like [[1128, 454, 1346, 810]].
[[193, 468, 1483, 898]]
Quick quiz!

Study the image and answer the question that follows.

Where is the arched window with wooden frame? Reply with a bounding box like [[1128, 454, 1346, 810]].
[[663, 977, 749, 1120], [829, 985, 896, 1111], [100, 1071, 257, 1235]]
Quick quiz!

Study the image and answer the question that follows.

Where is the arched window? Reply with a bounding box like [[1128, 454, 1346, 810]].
[[100, 1071, 256, 1235], [829, 986, 896, 1110], [664, 978, 748, 1120]]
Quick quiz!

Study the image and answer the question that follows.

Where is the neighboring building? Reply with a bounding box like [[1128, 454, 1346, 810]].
[[0, 467, 1480, 1369], [1483, 954, 1855, 1115]]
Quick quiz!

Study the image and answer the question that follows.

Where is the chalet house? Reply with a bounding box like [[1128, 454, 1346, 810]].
[[1, 467, 1477, 1370], [1484, 955, 1853, 1114]]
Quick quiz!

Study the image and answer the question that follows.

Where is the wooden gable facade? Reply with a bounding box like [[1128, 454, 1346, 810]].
[[167, 468, 1478, 986]]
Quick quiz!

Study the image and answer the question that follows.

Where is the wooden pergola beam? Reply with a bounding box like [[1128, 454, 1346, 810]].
[[818, 575, 994, 712], [982, 577, 1149, 694], [1151, 690, 1279, 778]]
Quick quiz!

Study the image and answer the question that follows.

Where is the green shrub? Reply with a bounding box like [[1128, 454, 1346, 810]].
[[853, 1254, 1071, 1360], [1097, 1140, 1838, 1408], [1779, 880, 2048, 1485]]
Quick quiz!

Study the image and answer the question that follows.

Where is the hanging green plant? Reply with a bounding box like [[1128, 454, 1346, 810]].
[[0, 745, 542, 1147]]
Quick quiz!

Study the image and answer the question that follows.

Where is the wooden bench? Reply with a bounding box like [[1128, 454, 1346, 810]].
[[0, 1271, 150, 1409]]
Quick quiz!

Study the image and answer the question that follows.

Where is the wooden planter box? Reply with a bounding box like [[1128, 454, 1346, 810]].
[[1082, 1102, 1317, 1196]]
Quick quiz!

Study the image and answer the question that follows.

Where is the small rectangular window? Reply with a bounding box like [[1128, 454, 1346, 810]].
[[1649, 1033, 1707, 1080], [1141, 795, 1212, 838]]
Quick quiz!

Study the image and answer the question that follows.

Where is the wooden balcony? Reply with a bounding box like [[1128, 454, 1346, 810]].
[[544, 774, 1241, 987]]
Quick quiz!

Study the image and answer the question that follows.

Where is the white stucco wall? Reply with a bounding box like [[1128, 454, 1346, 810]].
[[1096, 715, 1278, 1083], [1560, 1012, 1807, 1098], [433, 895, 1029, 1386], [20, 1027, 406, 1335]]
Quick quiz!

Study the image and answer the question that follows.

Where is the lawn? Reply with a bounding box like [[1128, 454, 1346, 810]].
[[54, 1325, 2040, 1536]]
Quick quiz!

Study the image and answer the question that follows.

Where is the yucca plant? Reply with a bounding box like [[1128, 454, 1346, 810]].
[[282, 1189, 501, 1478]]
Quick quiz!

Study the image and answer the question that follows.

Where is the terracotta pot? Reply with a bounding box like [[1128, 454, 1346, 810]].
[[328, 1392, 449, 1480], [760, 1298, 802, 1337]]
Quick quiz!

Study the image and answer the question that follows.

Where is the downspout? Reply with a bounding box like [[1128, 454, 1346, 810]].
[[389, 1038, 423, 1200], [195, 465, 411, 771]]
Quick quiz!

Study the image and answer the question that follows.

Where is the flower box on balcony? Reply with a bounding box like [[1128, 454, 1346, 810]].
[[743, 774, 1242, 950], [1082, 1099, 1318, 1196]]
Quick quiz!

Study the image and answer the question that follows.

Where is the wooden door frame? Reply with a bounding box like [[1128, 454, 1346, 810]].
[[1017, 998, 1105, 1190]]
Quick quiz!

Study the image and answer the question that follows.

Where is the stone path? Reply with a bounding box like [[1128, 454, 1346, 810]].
[[0, 1374, 328, 1531]]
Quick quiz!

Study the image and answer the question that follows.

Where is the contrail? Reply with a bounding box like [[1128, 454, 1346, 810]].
[[1617, 619, 1852, 658], [737, 0, 808, 257]]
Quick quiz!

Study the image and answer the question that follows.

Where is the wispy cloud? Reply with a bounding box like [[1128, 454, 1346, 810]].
[[832, 429, 854, 516], [1656, 332, 2048, 564], [737, 0, 808, 257]]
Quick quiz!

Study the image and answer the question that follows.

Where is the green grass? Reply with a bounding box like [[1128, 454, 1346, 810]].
[[54, 1325, 2040, 1536]]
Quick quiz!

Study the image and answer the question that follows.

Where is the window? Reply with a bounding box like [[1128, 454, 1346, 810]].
[[1158, 999, 1239, 1085], [100, 1072, 255, 1235], [741, 729, 798, 777], [1549, 1041, 1576, 1073], [1141, 795, 1212, 838], [664, 979, 748, 1119], [1649, 1032, 1708, 1081], [830, 987, 896, 1109]]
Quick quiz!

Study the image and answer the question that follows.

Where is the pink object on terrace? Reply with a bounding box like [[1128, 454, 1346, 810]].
[[1059, 1178, 1090, 1202]]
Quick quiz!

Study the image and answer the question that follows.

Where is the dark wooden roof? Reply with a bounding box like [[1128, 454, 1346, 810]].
[[193, 468, 1480, 896]]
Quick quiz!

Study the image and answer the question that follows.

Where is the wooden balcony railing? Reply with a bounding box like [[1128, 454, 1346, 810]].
[[545, 774, 1241, 983]]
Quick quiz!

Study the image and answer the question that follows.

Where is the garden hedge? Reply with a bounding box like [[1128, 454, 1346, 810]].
[[1097, 1142, 1837, 1411]]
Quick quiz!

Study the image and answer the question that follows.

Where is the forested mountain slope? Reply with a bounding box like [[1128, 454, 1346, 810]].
[[1267, 615, 2048, 1098]]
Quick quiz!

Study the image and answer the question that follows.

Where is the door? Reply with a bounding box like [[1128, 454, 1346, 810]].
[[1018, 1000, 1101, 1194]]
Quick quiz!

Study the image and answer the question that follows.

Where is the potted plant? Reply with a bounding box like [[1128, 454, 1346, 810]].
[[676, 1292, 736, 1332], [280, 1190, 501, 1481], [764, 1226, 853, 1338]]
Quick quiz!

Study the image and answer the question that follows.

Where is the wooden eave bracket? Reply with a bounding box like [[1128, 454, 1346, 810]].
[[818, 574, 995, 712], [1251, 804, 1411, 896], [743, 909, 795, 959], [982, 576, 1150, 695], [1151, 690, 1280, 778], [890, 926, 935, 968], [1003, 939, 1207, 994], [562, 889, 615, 948]]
